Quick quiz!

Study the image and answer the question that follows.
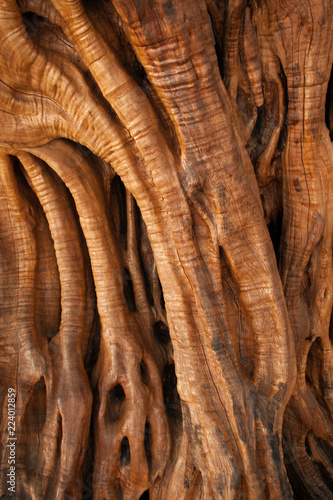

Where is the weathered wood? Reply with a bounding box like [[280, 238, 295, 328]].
[[0, 0, 332, 498]]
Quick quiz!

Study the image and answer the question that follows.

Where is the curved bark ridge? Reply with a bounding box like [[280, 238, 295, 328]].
[[0, 0, 331, 498]]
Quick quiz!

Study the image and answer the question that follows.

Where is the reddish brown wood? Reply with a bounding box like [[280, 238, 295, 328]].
[[0, 0, 332, 498]]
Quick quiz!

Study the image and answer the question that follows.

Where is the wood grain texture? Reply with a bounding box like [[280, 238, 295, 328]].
[[0, 0, 332, 498]]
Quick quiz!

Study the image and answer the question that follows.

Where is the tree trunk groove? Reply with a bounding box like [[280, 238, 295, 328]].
[[0, 0, 332, 498]]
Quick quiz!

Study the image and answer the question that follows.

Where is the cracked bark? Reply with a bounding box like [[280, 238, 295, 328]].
[[0, 0, 332, 498]]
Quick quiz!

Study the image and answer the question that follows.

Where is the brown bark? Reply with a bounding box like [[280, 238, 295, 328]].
[[0, 0, 332, 498]]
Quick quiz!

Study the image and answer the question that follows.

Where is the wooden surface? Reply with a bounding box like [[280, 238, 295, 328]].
[[0, 0, 332, 498]]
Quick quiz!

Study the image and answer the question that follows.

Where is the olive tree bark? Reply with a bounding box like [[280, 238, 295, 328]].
[[0, 0, 332, 498]]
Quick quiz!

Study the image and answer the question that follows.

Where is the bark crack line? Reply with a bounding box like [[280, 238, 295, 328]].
[[0, 77, 63, 111]]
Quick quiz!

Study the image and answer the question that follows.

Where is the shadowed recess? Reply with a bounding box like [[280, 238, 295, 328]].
[[123, 267, 136, 312], [120, 436, 130, 467], [144, 419, 152, 463], [140, 360, 149, 385], [111, 175, 128, 250], [325, 65, 333, 139], [106, 384, 126, 423], [162, 364, 181, 419], [153, 321, 170, 345], [140, 490, 150, 499]]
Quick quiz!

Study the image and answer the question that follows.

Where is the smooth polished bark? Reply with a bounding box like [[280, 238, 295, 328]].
[[0, 0, 332, 498]]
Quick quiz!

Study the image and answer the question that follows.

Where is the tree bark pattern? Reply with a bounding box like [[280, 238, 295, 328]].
[[0, 0, 331, 498]]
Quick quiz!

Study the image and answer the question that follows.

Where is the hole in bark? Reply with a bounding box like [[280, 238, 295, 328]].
[[123, 268, 136, 312], [144, 419, 152, 462], [153, 321, 170, 345], [107, 384, 126, 422], [140, 491, 150, 499], [120, 436, 130, 467], [162, 364, 182, 419], [22, 12, 48, 39], [140, 360, 149, 385]]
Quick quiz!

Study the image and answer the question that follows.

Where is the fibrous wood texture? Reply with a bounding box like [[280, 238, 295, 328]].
[[0, 0, 332, 498]]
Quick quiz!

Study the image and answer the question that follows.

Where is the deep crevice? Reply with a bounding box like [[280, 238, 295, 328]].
[[84, 303, 101, 376], [111, 175, 127, 250], [158, 277, 166, 311], [120, 436, 130, 467], [107, 384, 126, 423], [305, 433, 312, 457], [123, 267, 136, 312], [144, 419, 152, 463], [22, 12, 48, 40], [325, 65, 333, 140], [137, 216, 154, 307], [140, 360, 149, 385], [153, 321, 170, 345], [267, 208, 283, 266], [162, 364, 182, 420]]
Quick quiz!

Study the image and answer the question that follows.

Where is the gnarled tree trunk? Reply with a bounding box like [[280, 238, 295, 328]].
[[0, 0, 332, 498]]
